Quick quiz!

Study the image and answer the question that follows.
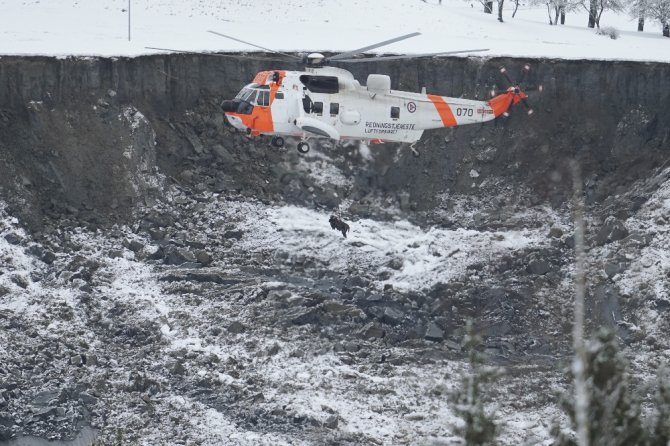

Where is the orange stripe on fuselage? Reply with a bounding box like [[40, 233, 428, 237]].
[[427, 95, 457, 127]]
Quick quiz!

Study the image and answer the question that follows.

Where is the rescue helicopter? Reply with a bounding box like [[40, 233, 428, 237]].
[[152, 31, 540, 154]]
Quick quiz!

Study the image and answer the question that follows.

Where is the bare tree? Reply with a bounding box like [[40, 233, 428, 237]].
[[531, 0, 579, 24], [629, 0, 648, 30], [646, 0, 670, 36], [552, 0, 577, 23], [578, 0, 625, 28], [588, 0, 598, 27]]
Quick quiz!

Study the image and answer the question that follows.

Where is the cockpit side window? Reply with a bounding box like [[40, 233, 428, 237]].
[[235, 84, 260, 102], [258, 91, 270, 107]]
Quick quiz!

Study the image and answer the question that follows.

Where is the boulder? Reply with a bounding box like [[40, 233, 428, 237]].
[[223, 230, 244, 240], [548, 227, 564, 238], [527, 259, 551, 275], [425, 322, 444, 342], [324, 415, 339, 429], [163, 246, 197, 265], [379, 306, 405, 325], [358, 322, 385, 340], [595, 216, 629, 245], [604, 262, 627, 278], [227, 321, 246, 334], [3, 233, 22, 245]]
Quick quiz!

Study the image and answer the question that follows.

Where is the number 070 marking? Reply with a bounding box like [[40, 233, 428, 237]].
[[456, 107, 474, 117]]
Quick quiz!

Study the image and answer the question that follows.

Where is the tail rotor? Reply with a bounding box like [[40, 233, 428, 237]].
[[493, 64, 543, 116]]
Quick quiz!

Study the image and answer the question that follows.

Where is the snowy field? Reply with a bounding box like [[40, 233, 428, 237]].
[[0, 0, 668, 61]]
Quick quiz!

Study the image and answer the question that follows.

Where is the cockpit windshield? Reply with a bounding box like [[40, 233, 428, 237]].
[[234, 84, 271, 107], [235, 84, 258, 101]]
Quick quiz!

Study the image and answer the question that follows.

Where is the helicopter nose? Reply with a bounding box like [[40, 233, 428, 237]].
[[225, 114, 246, 131], [221, 100, 237, 112]]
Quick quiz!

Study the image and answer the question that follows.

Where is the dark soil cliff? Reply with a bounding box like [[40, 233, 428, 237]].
[[0, 55, 668, 228]]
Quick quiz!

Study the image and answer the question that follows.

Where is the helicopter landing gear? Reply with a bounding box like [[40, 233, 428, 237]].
[[271, 136, 285, 148], [297, 141, 310, 154]]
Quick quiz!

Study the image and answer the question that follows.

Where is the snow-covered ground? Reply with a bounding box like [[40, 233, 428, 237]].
[[0, 0, 667, 61], [0, 195, 563, 445], [240, 203, 549, 291]]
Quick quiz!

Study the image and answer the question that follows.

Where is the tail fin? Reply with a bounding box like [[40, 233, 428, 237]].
[[488, 88, 528, 118]]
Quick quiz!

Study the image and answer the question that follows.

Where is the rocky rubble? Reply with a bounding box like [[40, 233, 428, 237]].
[[1, 157, 669, 444]]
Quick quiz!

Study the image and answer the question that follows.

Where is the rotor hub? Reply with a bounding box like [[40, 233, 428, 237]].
[[305, 53, 326, 66]]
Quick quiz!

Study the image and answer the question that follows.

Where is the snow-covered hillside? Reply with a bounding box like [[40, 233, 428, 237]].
[[0, 0, 668, 61]]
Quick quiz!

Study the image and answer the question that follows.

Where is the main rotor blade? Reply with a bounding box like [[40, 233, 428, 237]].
[[331, 48, 489, 63], [499, 66, 515, 86], [145, 46, 290, 62], [519, 63, 531, 86], [207, 30, 302, 60], [521, 98, 534, 115], [328, 32, 422, 61]]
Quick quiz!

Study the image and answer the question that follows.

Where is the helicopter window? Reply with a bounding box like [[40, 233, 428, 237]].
[[258, 90, 270, 107], [247, 90, 258, 104], [302, 96, 313, 113], [313, 102, 324, 116], [391, 106, 400, 119], [275, 92, 284, 100], [299, 75, 339, 94], [231, 99, 254, 115], [330, 103, 339, 116], [235, 84, 259, 101], [235, 100, 253, 115]]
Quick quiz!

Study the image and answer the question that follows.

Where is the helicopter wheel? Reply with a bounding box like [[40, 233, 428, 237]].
[[297, 142, 310, 154], [271, 136, 285, 148]]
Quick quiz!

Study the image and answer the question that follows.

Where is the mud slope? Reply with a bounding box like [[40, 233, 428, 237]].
[[0, 55, 668, 225]]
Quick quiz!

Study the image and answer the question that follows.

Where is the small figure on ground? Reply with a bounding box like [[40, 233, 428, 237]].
[[329, 215, 350, 238]]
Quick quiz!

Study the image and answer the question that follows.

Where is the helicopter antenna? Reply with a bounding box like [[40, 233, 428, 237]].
[[328, 32, 421, 61], [207, 30, 302, 60]]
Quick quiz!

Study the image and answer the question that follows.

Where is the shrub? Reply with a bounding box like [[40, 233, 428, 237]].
[[597, 26, 620, 39]]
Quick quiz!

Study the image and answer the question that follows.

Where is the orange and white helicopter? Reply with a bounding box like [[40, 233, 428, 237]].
[[153, 31, 539, 154]]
